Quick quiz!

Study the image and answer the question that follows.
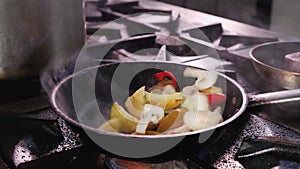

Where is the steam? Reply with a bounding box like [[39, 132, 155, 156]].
[[40, 50, 79, 97]]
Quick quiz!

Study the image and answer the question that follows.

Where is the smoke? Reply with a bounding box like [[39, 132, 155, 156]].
[[40, 50, 79, 97]]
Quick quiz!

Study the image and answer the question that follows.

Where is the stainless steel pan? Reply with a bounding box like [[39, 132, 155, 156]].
[[50, 61, 300, 158], [250, 41, 300, 89]]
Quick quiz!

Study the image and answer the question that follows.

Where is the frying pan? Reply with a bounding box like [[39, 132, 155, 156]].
[[250, 41, 300, 89], [50, 61, 300, 158]]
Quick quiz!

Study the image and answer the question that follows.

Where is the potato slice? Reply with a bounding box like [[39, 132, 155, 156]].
[[157, 109, 185, 133]]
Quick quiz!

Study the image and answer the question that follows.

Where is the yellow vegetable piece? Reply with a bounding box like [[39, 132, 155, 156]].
[[144, 92, 182, 110], [125, 97, 144, 119], [200, 86, 223, 94], [98, 118, 120, 133], [109, 102, 138, 133], [157, 109, 185, 133], [131, 86, 146, 103], [125, 86, 146, 118], [125, 86, 145, 119]]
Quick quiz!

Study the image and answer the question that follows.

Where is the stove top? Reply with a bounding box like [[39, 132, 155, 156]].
[[1, 101, 299, 169], [0, 0, 299, 169]]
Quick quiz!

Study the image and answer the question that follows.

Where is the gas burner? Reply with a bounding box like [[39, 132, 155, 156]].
[[104, 156, 212, 169], [0, 109, 83, 169], [183, 23, 223, 43], [237, 136, 300, 169], [155, 34, 194, 56]]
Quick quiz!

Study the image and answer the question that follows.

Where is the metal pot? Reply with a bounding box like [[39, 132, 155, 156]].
[[0, 0, 85, 80]]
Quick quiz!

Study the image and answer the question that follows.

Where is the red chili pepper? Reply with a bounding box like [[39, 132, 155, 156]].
[[207, 93, 227, 110], [154, 71, 178, 88]]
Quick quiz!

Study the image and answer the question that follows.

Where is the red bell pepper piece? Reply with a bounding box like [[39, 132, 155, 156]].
[[154, 71, 178, 88], [207, 93, 227, 110]]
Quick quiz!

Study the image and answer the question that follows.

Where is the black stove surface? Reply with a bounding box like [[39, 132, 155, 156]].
[[0, 103, 299, 169]]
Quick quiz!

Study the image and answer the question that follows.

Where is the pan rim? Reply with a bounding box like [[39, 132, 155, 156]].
[[250, 41, 300, 76], [50, 61, 248, 139]]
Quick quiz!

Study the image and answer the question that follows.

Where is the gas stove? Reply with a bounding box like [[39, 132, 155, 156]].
[[0, 0, 300, 169]]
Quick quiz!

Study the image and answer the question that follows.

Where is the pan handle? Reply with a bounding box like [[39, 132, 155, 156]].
[[248, 89, 300, 107]]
